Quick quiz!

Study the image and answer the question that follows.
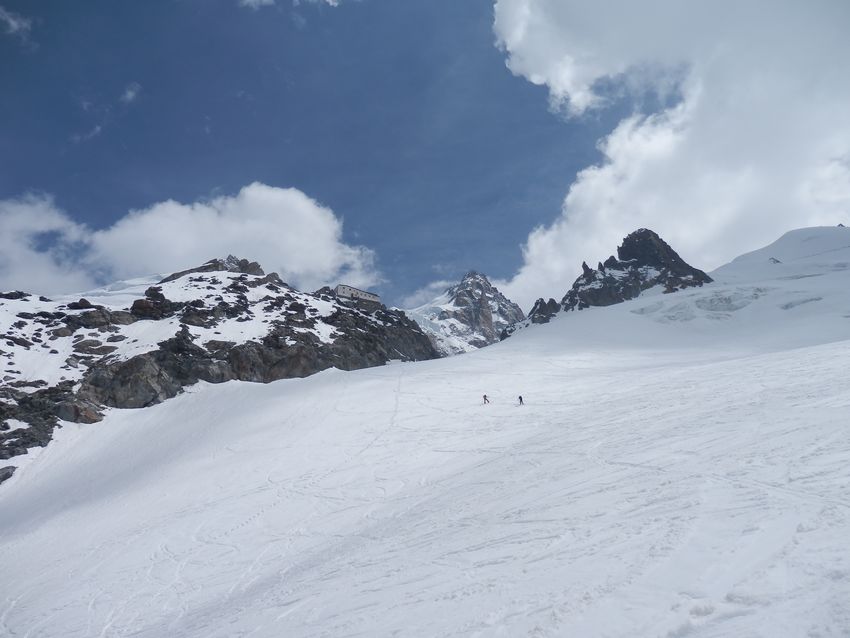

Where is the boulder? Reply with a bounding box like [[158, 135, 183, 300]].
[[66, 298, 94, 310], [0, 466, 14, 485]]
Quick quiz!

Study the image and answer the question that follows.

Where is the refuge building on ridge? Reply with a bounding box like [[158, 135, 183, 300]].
[[334, 284, 381, 305]]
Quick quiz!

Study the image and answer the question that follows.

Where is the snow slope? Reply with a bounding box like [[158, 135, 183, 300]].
[[1, 227, 849, 637]]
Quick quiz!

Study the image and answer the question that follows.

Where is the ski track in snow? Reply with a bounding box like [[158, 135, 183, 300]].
[[2, 227, 850, 637]]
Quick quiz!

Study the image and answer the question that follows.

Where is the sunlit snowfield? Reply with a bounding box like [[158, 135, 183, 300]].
[[2, 228, 850, 637]]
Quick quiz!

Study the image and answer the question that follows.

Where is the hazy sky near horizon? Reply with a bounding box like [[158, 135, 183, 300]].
[[1, 0, 849, 310]]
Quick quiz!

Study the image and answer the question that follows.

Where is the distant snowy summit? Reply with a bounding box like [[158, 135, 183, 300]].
[[0, 256, 438, 481], [406, 272, 525, 356], [505, 229, 712, 336]]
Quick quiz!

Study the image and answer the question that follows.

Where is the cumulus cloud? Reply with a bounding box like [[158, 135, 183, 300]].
[[493, 0, 850, 310], [0, 195, 94, 294], [0, 184, 380, 295]]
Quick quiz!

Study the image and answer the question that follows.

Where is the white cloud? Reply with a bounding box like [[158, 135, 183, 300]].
[[0, 5, 31, 40], [398, 280, 454, 309], [0, 195, 95, 294], [120, 82, 142, 104], [0, 184, 381, 295], [493, 0, 850, 310]]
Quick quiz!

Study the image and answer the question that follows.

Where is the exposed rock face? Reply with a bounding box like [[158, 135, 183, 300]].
[[502, 229, 712, 337], [0, 381, 101, 466], [562, 229, 712, 312], [527, 298, 561, 324], [78, 305, 435, 409], [0, 292, 28, 301], [0, 257, 439, 481], [406, 272, 525, 355]]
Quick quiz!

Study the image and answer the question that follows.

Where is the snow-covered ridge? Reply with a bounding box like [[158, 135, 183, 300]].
[[406, 271, 525, 355], [2, 268, 334, 390], [0, 257, 438, 477]]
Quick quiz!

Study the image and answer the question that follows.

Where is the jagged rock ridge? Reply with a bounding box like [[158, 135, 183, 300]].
[[407, 272, 525, 356], [1, 258, 438, 481], [158, 255, 265, 284], [561, 228, 712, 312], [506, 229, 712, 336]]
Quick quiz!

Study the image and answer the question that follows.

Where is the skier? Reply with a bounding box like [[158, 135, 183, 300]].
[[483, 394, 489, 404], [518, 395, 524, 406]]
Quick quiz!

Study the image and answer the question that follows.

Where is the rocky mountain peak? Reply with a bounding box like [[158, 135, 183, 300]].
[[502, 229, 711, 338], [561, 229, 712, 312], [458, 270, 485, 283], [448, 271, 495, 299], [407, 272, 525, 356], [616, 229, 703, 277]]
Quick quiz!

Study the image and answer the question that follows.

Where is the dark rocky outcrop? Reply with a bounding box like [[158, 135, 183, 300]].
[[528, 298, 561, 324], [0, 380, 102, 485], [561, 229, 711, 312], [79, 304, 437, 410], [0, 465, 15, 484], [131, 286, 185, 320], [65, 308, 135, 331], [502, 229, 712, 336], [79, 327, 234, 408], [66, 298, 95, 310], [502, 297, 560, 340]]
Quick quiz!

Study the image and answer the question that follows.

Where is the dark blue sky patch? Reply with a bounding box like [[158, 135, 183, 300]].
[[0, 0, 630, 304]]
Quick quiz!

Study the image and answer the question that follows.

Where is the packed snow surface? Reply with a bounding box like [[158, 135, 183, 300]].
[[2, 227, 850, 636]]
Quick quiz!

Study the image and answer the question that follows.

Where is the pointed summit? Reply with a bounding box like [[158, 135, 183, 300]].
[[406, 272, 525, 355], [561, 229, 711, 311], [503, 229, 711, 337]]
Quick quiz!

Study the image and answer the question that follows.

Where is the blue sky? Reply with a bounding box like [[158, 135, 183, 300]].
[[2, 1, 848, 310], [0, 0, 625, 306]]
